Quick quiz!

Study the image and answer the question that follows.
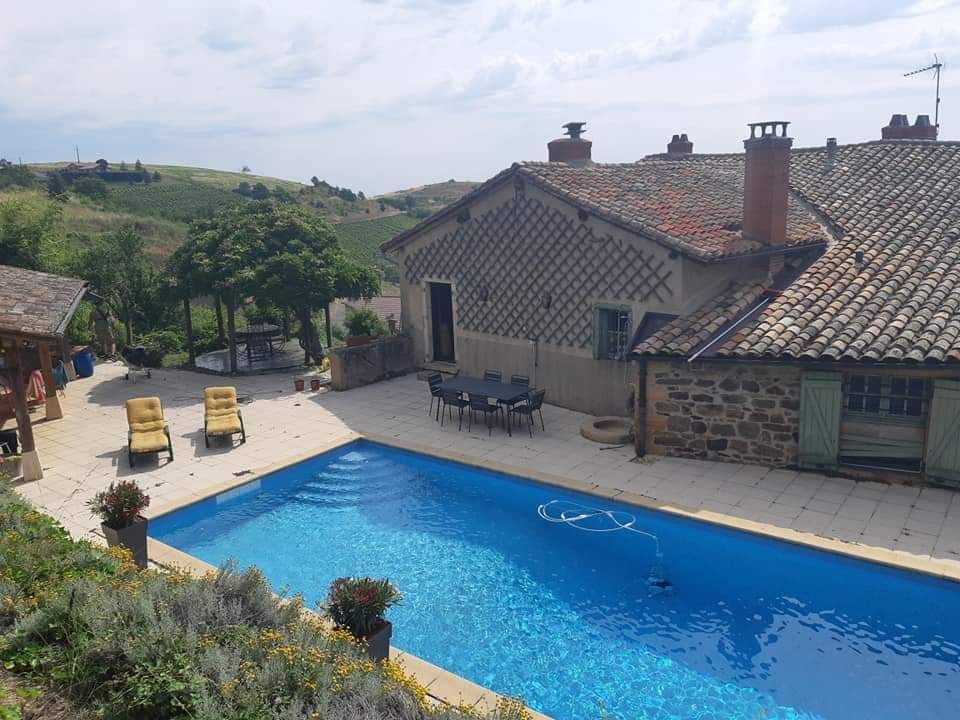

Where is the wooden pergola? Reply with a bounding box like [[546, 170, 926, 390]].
[[0, 264, 88, 481]]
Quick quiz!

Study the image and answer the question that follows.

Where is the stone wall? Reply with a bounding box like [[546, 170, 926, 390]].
[[329, 335, 414, 391], [644, 359, 801, 466]]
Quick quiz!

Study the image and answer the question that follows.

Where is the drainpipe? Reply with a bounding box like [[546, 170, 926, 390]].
[[634, 359, 646, 457]]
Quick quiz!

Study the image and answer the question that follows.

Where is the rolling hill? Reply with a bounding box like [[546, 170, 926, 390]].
[[15, 162, 477, 275]]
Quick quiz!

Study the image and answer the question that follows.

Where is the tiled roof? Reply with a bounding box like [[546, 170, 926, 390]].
[[0, 265, 88, 339], [516, 161, 830, 259], [382, 161, 832, 260], [635, 140, 960, 363], [345, 296, 402, 323]]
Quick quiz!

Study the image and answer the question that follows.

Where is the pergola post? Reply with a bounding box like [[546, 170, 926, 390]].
[[38, 342, 63, 420], [324, 303, 333, 350], [183, 296, 195, 365], [61, 338, 77, 381], [8, 345, 42, 481]]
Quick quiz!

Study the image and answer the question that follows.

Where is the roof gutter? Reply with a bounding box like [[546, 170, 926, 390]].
[[686, 297, 772, 363]]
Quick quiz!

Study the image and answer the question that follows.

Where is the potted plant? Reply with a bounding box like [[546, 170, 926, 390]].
[[0, 453, 22, 481], [310, 376, 321, 391], [294, 377, 305, 392], [345, 309, 387, 348], [324, 577, 401, 662], [87, 480, 150, 569]]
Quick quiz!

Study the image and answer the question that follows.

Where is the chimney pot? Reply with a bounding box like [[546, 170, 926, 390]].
[[548, 122, 592, 164], [882, 113, 937, 140], [667, 132, 693, 155], [742, 121, 792, 248]]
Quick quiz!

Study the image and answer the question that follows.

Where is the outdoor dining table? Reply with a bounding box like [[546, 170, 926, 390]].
[[438, 376, 530, 437], [234, 323, 282, 363]]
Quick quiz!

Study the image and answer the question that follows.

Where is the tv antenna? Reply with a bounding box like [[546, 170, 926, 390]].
[[904, 54, 943, 129]]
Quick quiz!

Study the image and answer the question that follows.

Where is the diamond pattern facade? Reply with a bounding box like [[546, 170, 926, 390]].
[[403, 195, 674, 350]]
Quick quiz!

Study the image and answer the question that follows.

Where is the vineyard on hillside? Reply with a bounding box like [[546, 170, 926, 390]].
[[333, 214, 420, 282]]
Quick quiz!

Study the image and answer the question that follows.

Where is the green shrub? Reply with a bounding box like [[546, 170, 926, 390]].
[[0, 487, 534, 720], [345, 308, 387, 338], [190, 305, 225, 355], [137, 329, 184, 366]]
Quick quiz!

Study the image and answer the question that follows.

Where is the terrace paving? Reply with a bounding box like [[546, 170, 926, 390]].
[[15, 362, 960, 577]]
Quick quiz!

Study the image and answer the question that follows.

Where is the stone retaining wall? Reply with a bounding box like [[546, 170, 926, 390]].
[[329, 335, 414, 391], [644, 359, 801, 466]]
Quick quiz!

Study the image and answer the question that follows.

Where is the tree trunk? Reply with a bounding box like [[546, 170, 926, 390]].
[[183, 296, 195, 365], [226, 296, 238, 374], [7, 346, 41, 481], [122, 302, 133, 345], [297, 308, 322, 365], [214, 294, 226, 347], [324, 303, 333, 350]]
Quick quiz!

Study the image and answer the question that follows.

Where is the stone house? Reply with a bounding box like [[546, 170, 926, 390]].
[[382, 123, 828, 416], [384, 114, 960, 487], [632, 117, 960, 488]]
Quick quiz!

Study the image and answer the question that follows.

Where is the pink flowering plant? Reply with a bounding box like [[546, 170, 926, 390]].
[[324, 576, 401, 637], [87, 480, 150, 528]]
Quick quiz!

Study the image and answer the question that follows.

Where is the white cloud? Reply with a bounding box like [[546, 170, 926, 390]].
[[2, 0, 960, 193]]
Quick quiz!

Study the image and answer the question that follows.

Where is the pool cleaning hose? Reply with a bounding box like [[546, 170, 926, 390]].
[[536, 500, 671, 592]]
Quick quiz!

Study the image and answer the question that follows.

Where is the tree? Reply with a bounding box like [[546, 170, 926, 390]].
[[310, 176, 320, 187], [135, 159, 143, 171], [241, 165, 251, 173], [95, 159, 109, 171], [72, 176, 109, 200], [173, 202, 379, 366], [119, 160, 128, 171], [152, 171, 161, 182], [235, 181, 252, 196], [345, 307, 387, 338], [142, 170, 153, 184], [357, 190, 366, 201], [250, 182, 270, 200], [0, 193, 63, 270], [0, 164, 36, 190], [71, 227, 159, 345], [45, 172, 67, 198]]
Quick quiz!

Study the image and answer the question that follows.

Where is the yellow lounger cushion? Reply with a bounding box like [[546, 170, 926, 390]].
[[126, 396, 166, 434], [206, 413, 242, 436], [129, 429, 170, 454]]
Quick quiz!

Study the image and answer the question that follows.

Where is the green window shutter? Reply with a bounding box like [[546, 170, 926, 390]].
[[924, 380, 960, 486], [799, 371, 841, 470]]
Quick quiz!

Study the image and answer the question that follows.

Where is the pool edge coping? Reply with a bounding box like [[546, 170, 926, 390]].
[[142, 430, 960, 720]]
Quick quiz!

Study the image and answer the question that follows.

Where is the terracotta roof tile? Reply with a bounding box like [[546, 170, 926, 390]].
[[636, 141, 960, 364]]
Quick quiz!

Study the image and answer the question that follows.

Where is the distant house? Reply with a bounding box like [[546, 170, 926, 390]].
[[385, 114, 960, 487]]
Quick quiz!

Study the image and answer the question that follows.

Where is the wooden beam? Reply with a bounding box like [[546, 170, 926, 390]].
[[324, 303, 333, 350], [8, 345, 41, 481], [61, 338, 77, 381], [37, 343, 63, 420]]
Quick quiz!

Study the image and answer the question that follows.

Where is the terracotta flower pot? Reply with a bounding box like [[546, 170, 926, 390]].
[[294, 378, 305, 392], [101, 515, 148, 569], [362, 620, 392, 662], [310, 377, 321, 391]]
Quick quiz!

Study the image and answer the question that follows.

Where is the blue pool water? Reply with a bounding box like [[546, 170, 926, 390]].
[[150, 440, 960, 720]]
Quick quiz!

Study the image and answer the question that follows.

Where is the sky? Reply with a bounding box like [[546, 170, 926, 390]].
[[2, 0, 959, 194]]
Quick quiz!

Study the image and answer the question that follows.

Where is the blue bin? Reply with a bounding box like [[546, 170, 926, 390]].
[[73, 349, 95, 378]]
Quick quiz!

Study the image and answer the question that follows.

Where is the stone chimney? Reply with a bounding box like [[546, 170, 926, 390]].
[[667, 133, 693, 156], [881, 113, 938, 140], [548, 122, 592, 164], [742, 121, 792, 247]]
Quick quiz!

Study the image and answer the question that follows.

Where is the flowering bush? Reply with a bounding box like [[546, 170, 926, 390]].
[[86, 480, 150, 528], [0, 453, 21, 481], [324, 577, 401, 637]]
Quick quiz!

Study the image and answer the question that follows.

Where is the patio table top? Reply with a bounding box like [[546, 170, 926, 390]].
[[439, 376, 530, 403]]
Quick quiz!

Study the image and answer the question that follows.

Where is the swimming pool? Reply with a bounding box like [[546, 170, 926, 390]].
[[150, 440, 960, 720]]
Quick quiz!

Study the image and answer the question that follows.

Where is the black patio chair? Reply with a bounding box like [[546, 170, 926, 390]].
[[439, 388, 469, 431], [468, 395, 504, 436], [509, 389, 546, 438], [427, 373, 443, 418], [483, 369, 502, 382], [501, 374, 531, 420], [510, 374, 529, 387]]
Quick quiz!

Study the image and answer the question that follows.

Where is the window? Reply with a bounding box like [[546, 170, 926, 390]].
[[844, 375, 929, 418], [595, 306, 631, 360]]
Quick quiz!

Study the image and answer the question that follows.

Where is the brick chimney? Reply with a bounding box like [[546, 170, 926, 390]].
[[742, 121, 792, 247], [667, 133, 693, 156], [881, 113, 938, 140], [548, 122, 592, 164]]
